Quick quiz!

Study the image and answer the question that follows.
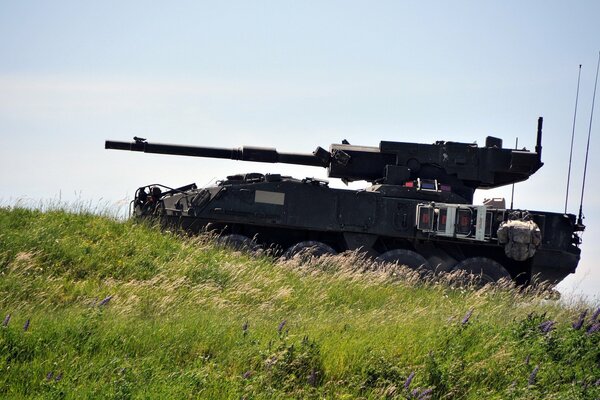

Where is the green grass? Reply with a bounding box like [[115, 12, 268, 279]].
[[0, 206, 598, 399]]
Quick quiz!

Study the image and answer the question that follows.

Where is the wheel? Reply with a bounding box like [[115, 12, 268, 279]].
[[282, 241, 337, 260], [375, 249, 432, 272], [216, 234, 260, 252], [451, 257, 511, 284]]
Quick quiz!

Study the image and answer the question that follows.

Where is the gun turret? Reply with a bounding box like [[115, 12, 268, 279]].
[[106, 118, 544, 201]]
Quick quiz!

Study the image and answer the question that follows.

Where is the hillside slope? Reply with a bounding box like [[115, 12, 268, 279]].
[[0, 208, 598, 399]]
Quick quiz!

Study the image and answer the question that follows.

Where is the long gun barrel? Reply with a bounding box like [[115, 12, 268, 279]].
[[105, 139, 330, 167]]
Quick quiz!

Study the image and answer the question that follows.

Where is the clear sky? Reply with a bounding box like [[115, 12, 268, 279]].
[[1, 1, 599, 299]]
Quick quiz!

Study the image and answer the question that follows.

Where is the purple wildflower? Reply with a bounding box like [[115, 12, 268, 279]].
[[591, 307, 600, 322], [23, 319, 30, 332], [404, 371, 415, 390], [46, 371, 54, 381], [539, 320, 555, 334], [242, 370, 253, 379], [54, 372, 62, 382], [2, 314, 10, 327], [573, 310, 587, 330], [528, 365, 539, 386], [594, 378, 600, 386], [586, 323, 600, 335], [411, 388, 420, 397], [418, 388, 433, 400], [461, 308, 474, 325], [277, 319, 287, 333], [99, 295, 112, 306]]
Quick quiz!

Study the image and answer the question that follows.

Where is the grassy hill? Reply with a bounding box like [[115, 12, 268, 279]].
[[0, 207, 598, 399]]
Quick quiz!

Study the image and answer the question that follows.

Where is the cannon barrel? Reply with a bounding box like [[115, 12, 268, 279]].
[[105, 139, 329, 167]]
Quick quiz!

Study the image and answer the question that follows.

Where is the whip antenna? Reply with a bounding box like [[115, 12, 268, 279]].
[[578, 51, 600, 225], [510, 137, 518, 209], [565, 64, 582, 213]]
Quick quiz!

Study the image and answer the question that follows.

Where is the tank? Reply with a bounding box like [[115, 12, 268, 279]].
[[105, 118, 584, 285]]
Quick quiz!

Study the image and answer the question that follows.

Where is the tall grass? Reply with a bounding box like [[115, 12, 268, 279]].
[[0, 207, 598, 399]]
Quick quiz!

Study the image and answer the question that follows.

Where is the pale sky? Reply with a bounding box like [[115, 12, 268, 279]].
[[1, 1, 599, 300]]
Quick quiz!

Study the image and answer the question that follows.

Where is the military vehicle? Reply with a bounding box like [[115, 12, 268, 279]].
[[105, 118, 584, 285]]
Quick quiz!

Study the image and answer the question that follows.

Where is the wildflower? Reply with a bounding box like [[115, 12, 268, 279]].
[[591, 307, 600, 323], [2, 314, 10, 327], [46, 371, 54, 381], [418, 388, 433, 399], [277, 319, 287, 333], [586, 323, 600, 335], [404, 371, 415, 390], [595, 378, 600, 386], [539, 320, 555, 334], [55, 372, 63, 382], [242, 370, 253, 379], [461, 308, 474, 325], [99, 295, 112, 306], [573, 310, 587, 330], [411, 388, 420, 397], [528, 365, 539, 386], [23, 319, 30, 332]]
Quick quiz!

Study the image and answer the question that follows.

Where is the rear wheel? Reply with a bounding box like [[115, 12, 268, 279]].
[[451, 257, 511, 284], [283, 241, 337, 260], [216, 234, 260, 252], [375, 249, 432, 273]]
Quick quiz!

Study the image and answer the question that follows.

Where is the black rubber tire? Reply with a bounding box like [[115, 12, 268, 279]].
[[216, 234, 260, 252], [375, 249, 432, 272], [283, 241, 337, 260], [451, 257, 511, 284]]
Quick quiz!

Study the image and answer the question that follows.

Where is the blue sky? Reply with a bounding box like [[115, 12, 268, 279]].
[[1, 1, 599, 299]]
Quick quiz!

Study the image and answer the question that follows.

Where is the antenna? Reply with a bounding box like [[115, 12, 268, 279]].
[[578, 51, 600, 226], [510, 137, 518, 209], [535, 117, 543, 162], [565, 64, 582, 213]]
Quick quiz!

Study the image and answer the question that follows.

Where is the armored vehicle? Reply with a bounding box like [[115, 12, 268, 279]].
[[105, 118, 584, 285]]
